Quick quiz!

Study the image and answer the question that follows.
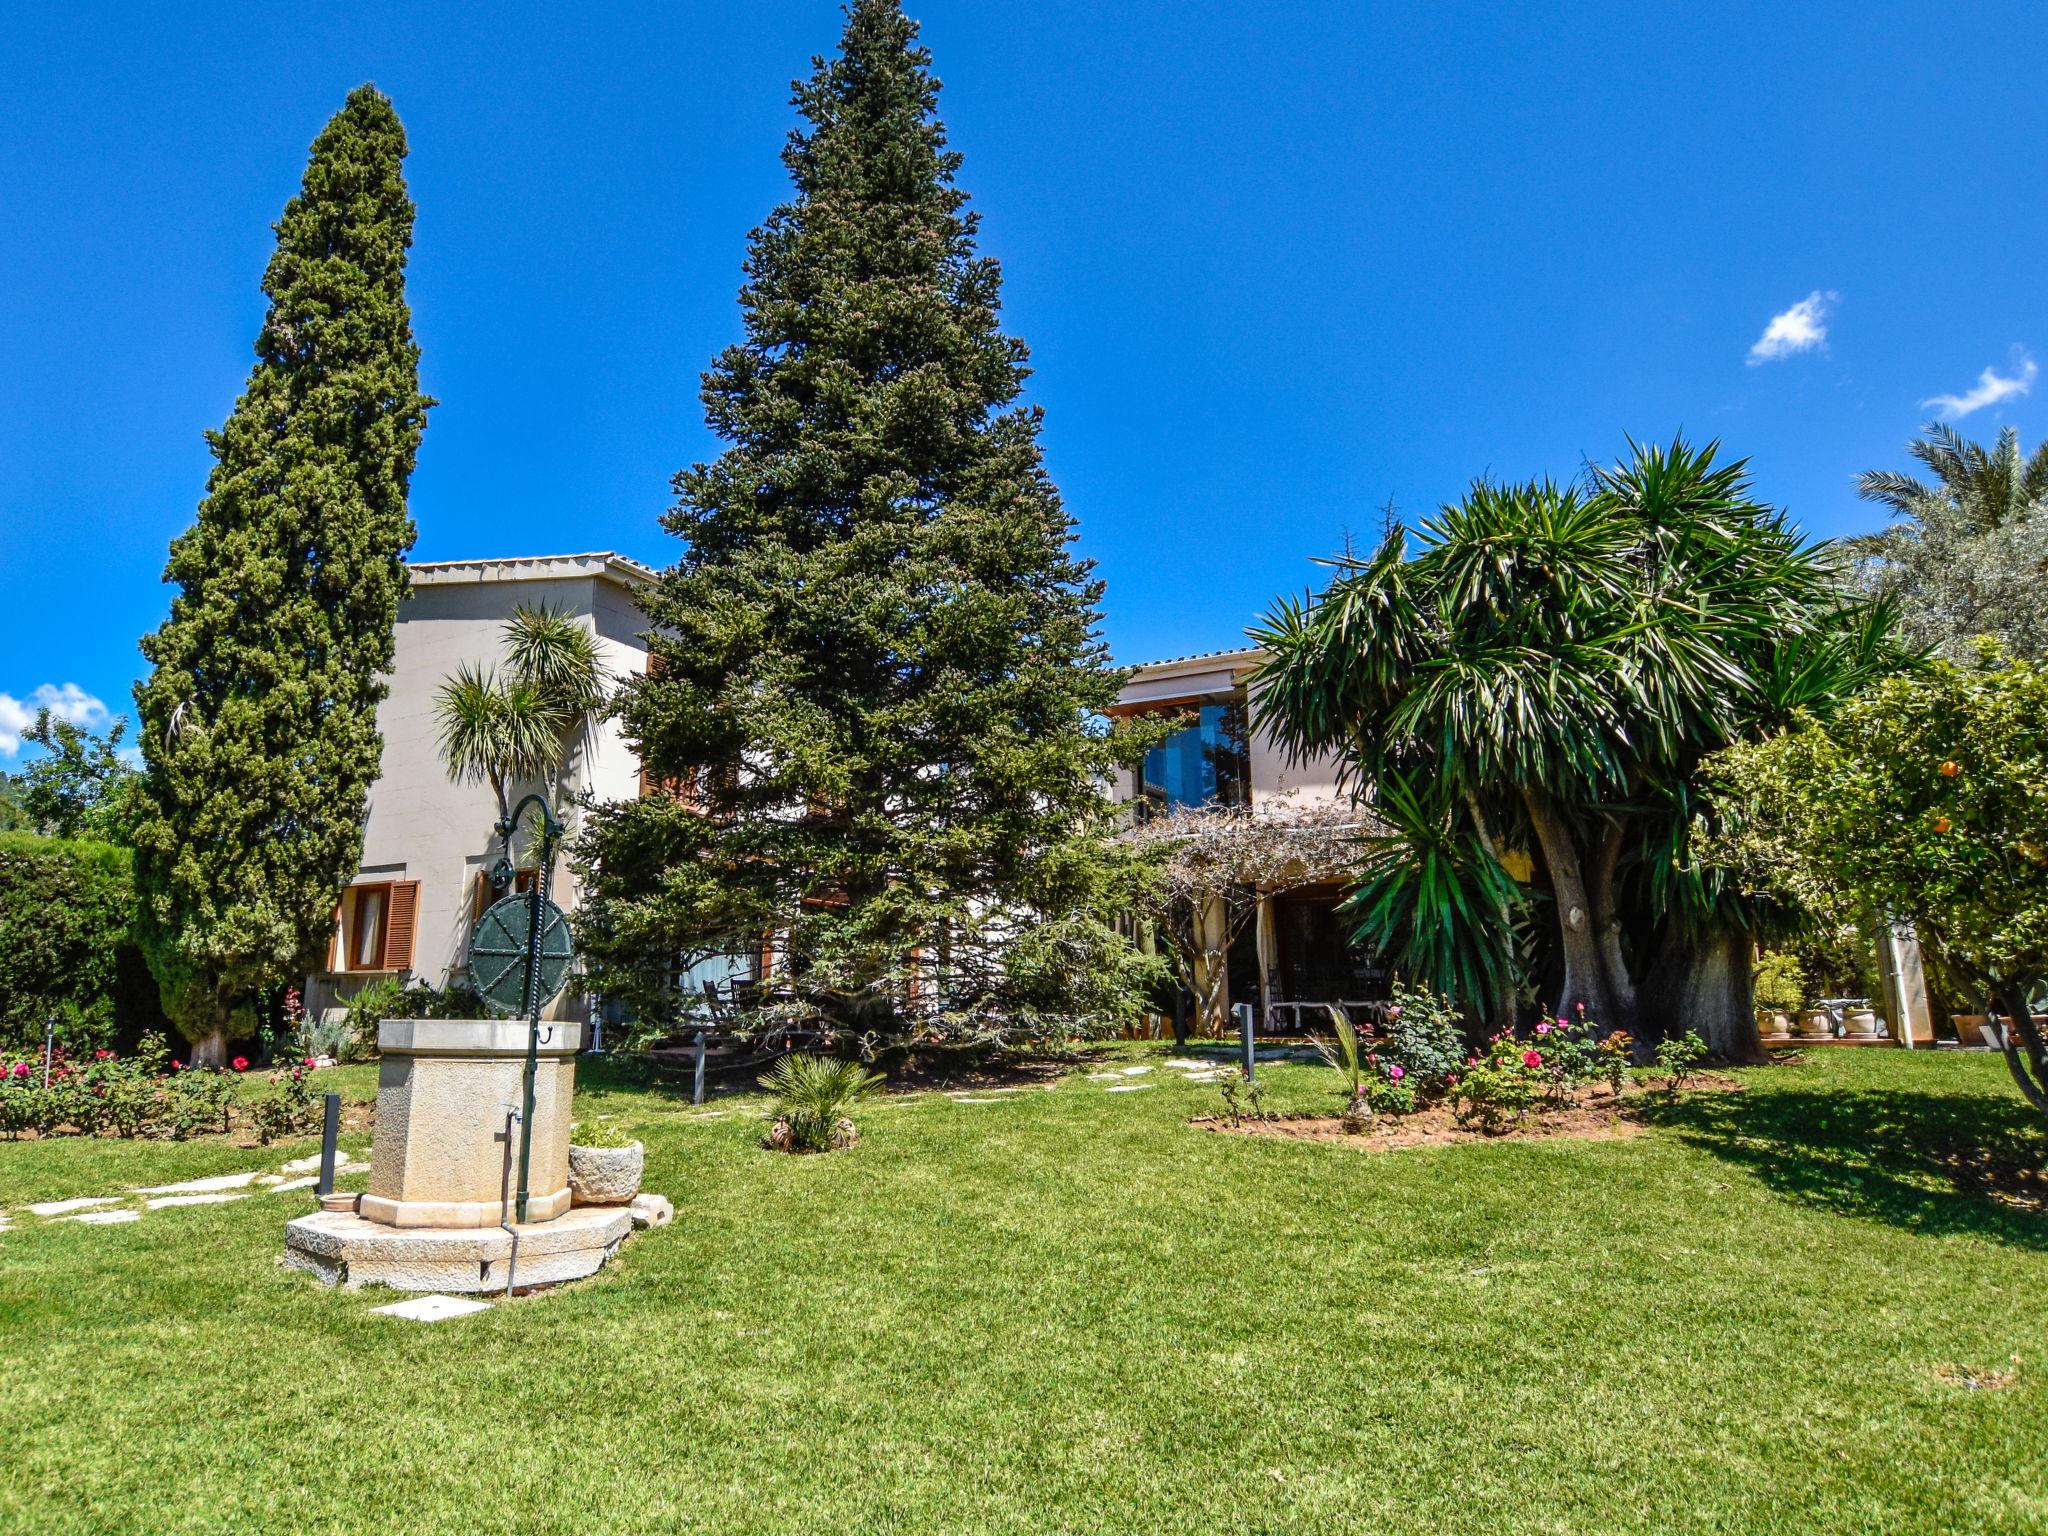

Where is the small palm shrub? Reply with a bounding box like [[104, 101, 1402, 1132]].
[[760, 1053, 884, 1153]]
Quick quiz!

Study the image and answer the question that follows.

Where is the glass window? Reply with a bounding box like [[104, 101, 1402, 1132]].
[[352, 887, 385, 969], [1137, 694, 1249, 812]]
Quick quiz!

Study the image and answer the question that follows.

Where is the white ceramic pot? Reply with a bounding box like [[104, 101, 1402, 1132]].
[[1796, 1009, 1835, 1039]]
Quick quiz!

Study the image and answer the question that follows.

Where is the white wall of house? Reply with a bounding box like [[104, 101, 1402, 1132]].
[[309, 552, 654, 1021]]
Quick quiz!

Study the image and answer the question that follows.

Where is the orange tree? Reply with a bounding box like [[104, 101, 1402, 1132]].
[[1708, 654, 2048, 1111]]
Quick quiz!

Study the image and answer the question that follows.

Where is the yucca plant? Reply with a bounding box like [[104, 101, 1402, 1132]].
[[760, 1052, 885, 1153]]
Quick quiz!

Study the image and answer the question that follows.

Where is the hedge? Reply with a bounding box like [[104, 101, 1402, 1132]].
[[0, 832, 167, 1054]]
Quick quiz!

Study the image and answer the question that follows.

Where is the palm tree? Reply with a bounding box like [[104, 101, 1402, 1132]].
[[1848, 422, 2048, 662], [1252, 437, 1907, 1058], [434, 605, 612, 828]]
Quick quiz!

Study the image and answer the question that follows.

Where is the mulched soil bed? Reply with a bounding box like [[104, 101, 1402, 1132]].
[[1194, 1077, 1744, 1151]]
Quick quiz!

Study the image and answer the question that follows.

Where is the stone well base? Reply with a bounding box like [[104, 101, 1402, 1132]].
[[284, 1204, 638, 1294]]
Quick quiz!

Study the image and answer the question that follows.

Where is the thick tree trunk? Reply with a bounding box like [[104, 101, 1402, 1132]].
[[1460, 786, 1520, 1037], [1653, 928, 1765, 1064], [1586, 816, 1641, 1037], [1993, 978, 2048, 1118], [187, 1028, 229, 1070], [1522, 787, 1621, 1026]]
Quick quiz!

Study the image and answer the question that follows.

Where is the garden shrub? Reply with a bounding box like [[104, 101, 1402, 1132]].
[[250, 1058, 319, 1144], [1450, 1034, 1545, 1133], [761, 1052, 883, 1152], [0, 1036, 242, 1140], [1217, 1068, 1269, 1127], [0, 833, 168, 1055], [1374, 981, 1466, 1094], [1655, 1030, 1709, 1098]]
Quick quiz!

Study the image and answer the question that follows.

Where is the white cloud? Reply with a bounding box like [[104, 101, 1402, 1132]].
[[1747, 290, 1836, 364], [0, 683, 112, 756], [1922, 354, 2037, 420]]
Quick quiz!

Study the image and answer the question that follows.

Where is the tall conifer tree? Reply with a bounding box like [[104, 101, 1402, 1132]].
[[577, 1, 1155, 1036], [132, 86, 430, 1063]]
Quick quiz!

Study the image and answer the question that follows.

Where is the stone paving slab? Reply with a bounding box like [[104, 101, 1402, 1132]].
[[26, 1196, 119, 1217], [373, 1294, 493, 1322], [136, 1171, 261, 1196], [146, 1192, 249, 1210], [67, 1209, 141, 1226]]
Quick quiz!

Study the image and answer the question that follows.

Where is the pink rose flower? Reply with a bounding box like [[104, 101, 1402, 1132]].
[[1535, 1021, 1552, 1035], [1386, 1064, 1405, 1080], [1386, 1006, 1402, 1021], [231, 1057, 249, 1072], [303, 1057, 316, 1069], [10, 1062, 27, 1079], [1523, 1050, 1542, 1068]]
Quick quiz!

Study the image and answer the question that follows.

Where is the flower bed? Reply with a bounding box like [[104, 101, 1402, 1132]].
[[1194, 1076, 1743, 1151]]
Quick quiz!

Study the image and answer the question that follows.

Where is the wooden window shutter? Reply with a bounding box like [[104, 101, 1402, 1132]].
[[384, 881, 420, 974], [471, 868, 494, 925], [326, 902, 343, 973]]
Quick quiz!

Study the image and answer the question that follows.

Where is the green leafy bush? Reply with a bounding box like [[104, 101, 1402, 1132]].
[[760, 1053, 884, 1153], [0, 833, 167, 1055], [1374, 981, 1467, 1094], [570, 1116, 636, 1149], [1654, 1030, 1709, 1098], [249, 1060, 319, 1144], [0, 1035, 243, 1140], [162, 1066, 234, 1140], [1450, 1034, 1544, 1133], [1753, 951, 1805, 1016]]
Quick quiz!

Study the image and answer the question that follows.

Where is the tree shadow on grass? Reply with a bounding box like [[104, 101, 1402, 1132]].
[[579, 1038, 1111, 1105], [1638, 1082, 2048, 1249]]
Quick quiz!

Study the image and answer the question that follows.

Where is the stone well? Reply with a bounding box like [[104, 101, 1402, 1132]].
[[284, 1017, 665, 1293], [359, 1017, 581, 1227]]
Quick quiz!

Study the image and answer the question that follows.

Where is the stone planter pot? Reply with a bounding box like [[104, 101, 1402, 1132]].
[[568, 1141, 645, 1206], [1842, 1007, 1884, 1039], [1795, 1009, 1835, 1040], [1757, 1011, 1793, 1041], [1952, 1014, 1991, 1048]]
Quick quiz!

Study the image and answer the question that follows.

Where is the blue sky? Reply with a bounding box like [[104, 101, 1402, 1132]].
[[3, 1, 2044, 758]]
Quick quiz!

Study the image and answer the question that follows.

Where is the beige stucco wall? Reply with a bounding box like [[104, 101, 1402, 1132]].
[[310, 555, 652, 1017]]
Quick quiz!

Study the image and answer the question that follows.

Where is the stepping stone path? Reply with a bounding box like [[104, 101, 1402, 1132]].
[[1106, 1084, 1155, 1094], [136, 1171, 261, 1196], [14, 1147, 368, 1236], [146, 1192, 249, 1210], [27, 1196, 119, 1217], [373, 1294, 491, 1323]]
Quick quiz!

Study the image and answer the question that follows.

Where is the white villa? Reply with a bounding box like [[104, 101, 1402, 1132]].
[[314, 561, 1365, 1031], [1105, 647, 1374, 1031], [308, 553, 655, 1024]]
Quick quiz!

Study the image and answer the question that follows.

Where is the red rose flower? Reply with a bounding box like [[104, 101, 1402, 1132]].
[[232, 1057, 249, 1072], [1522, 1050, 1542, 1068]]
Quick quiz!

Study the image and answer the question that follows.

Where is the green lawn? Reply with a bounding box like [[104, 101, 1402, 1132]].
[[2, 1047, 2044, 1534]]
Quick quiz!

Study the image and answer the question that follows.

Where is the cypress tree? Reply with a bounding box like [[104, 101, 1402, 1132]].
[[576, 0, 1156, 1038], [132, 85, 430, 1064]]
